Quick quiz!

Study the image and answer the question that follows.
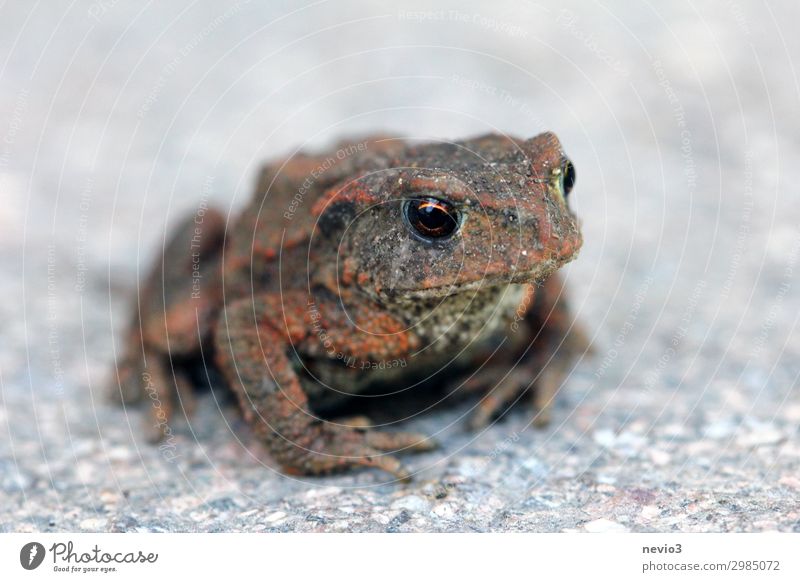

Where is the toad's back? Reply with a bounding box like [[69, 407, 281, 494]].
[[221, 137, 405, 300]]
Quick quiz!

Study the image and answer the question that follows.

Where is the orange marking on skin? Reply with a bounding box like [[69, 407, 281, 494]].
[[341, 258, 358, 285], [253, 245, 277, 260], [312, 184, 374, 217]]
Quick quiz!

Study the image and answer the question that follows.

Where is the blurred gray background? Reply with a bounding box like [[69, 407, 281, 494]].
[[1, 0, 799, 532]]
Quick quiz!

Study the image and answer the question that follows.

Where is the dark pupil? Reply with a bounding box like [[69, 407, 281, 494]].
[[562, 159, 576, 196], [406, 197, 458, 239]]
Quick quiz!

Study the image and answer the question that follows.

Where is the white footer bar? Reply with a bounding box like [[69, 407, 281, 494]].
[[2, 533, 797, 581]]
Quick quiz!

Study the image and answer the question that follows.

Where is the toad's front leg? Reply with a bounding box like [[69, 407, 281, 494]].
[[214, 293, 433, 481], [468, 276, 591, 429]]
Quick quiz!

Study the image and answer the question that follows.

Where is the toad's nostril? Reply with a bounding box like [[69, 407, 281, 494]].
[[502, 209, 519, 226]]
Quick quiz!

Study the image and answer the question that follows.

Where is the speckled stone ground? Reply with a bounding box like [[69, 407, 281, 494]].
[[1, 0, 799, 532]]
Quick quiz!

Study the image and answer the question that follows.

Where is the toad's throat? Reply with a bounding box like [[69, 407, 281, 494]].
[[379, 283, 530, 350]]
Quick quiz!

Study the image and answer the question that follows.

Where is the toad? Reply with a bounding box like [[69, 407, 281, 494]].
[[116, 132, 587, 481]]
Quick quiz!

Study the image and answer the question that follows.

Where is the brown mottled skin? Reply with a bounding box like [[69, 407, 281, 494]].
[[116, 132, 588, 481]]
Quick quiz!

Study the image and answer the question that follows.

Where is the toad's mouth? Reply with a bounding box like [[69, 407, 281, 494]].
[[376, 253, 574, 302]]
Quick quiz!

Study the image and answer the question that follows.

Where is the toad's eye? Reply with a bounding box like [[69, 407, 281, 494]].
[[403, 197, 460, 241], [561, 157, 576, 196]]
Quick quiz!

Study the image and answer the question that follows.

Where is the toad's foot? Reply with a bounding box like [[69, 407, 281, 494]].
[[277, 422, 436, 482]]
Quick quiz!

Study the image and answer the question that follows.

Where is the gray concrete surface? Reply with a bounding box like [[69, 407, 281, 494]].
[[1, 0, 799, 532]]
